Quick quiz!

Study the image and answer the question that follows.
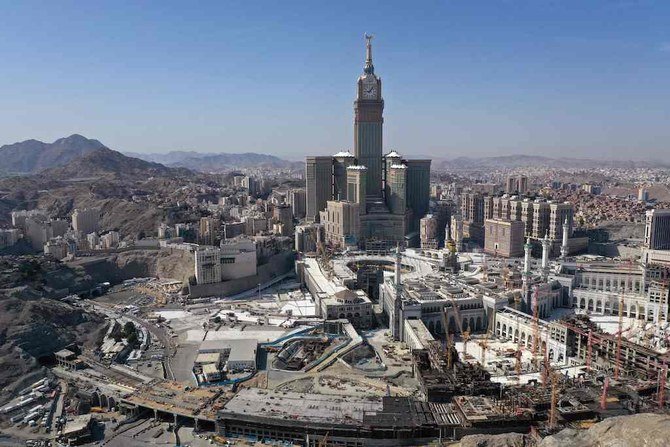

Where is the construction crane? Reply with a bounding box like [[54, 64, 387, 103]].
[[600, 376, 609, 410], [478, 311, 494, 366], [531, 286, 541, 359], [586, 330, 593, 372], [549, 373, 559, 430], [440, 308, 455, 369], [615, 259, 634, 379], [541, 330, 550, 387], [444, 297, 470, 361], [659, 363, 667, 409], [514, 291, 523, 375], [614, 293, 625, 379], [446, 332, 454, 370]]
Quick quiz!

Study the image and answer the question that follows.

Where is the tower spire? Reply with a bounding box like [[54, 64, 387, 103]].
[[364, 33, 374, 74]]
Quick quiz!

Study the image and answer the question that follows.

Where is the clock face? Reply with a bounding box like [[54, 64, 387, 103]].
[[362, 83, 377, 99]]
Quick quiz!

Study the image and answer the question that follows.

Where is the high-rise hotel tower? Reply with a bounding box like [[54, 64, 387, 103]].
[[306, 35, 431, 249]]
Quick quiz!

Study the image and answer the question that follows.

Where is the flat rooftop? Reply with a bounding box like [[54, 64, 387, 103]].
[[303, 257, 342, 295], [194, 353, 221, 364], [124, 380, 227, 421], [406, 319, 435, 344], [220, 388, 382, 424], [62, 414, 92, 436], [199, 339, 257, 363]]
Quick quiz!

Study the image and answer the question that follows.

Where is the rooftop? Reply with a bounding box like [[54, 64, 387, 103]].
[[220, 388, 382, 424], [333, 151, 355, 158], [199, 339, 257, 362], [194, 352, 222, 365]]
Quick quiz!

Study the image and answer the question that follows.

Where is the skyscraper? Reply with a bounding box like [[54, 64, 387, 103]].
[[304, 35, 431, 249], [306, 156, 333, 222], [644, 209, 670, 250], [72, 208, 100, 236], [354, 34, 384, 199]]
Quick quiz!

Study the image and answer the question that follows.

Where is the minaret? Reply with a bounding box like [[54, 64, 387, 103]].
[[451, 196, 463, 253], [445, 222, 451, 247], [392, 243, 402, 340], [560, 218, 569, 259], [541, 232, 550, 281], [395, 243, 402, 287], [522, 237, 533, 312]]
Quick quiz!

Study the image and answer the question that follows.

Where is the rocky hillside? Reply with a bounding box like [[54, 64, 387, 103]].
[[0, 147, 203, 238], [539, 413, 670, 447], [0, 289, 106, 400], [0, 134, 108, 174], [70, 248, 195, 285], [456, 413, 670, 447], [0, 256, 107, 401], [43, 147, 193, 181]]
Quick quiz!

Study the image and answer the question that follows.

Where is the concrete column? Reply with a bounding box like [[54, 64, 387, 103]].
[[153, 409, 158, 421]]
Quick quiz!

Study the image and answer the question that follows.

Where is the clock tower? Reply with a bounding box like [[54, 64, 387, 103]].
[[354, 34, 384, 200]]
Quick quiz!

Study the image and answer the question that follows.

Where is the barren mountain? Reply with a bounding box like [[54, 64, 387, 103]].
[[0, 134, 109, 174], [43, 147, 193, 181], [0, 146, 202, 238], [0, 256, 107, 401], [126, 150, 301, 171]]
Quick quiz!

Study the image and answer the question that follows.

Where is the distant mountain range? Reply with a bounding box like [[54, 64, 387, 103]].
[[124, 151, 302, 171], [0, 134, 109, 174], [439, 155, 669, 170], [42, 147, 193, 181], [2, 134, 664, 176], [0, 134, 301, 176]]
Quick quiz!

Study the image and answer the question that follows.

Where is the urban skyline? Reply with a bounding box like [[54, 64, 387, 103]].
[[3, 3, 670, 446], [1, 1, 670, 160]]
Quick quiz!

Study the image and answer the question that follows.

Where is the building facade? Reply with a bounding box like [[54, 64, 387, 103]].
[[484, 219, 525, 258], [644, 209, 670, 250], [72, 208, 100, 236]]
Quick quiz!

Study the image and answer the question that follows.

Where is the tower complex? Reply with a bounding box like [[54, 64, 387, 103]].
[[306, 35, 431, 249]]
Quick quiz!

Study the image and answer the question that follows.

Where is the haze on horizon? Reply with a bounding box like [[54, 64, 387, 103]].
[[1, 1, 669, 162]]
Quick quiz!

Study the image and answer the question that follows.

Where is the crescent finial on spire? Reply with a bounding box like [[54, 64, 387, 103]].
[[364, 33, 375, 74]]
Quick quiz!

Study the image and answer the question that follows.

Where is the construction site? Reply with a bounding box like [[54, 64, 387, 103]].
[[3, 238, 670, 446]]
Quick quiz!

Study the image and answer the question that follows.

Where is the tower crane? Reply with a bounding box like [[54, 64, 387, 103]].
[[514, 291, 523, 375], [444, 298, 470, 361], [478, 311, 494, 366], [531, 286, 541, 359], [440, 307, 455, 369], [615, 259, 634, 379], [549, 372, 559, 430], [659, 363, 667, 409]]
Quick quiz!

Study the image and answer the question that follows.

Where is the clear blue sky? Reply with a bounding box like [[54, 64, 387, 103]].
[[1, 0, 669, 161]]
